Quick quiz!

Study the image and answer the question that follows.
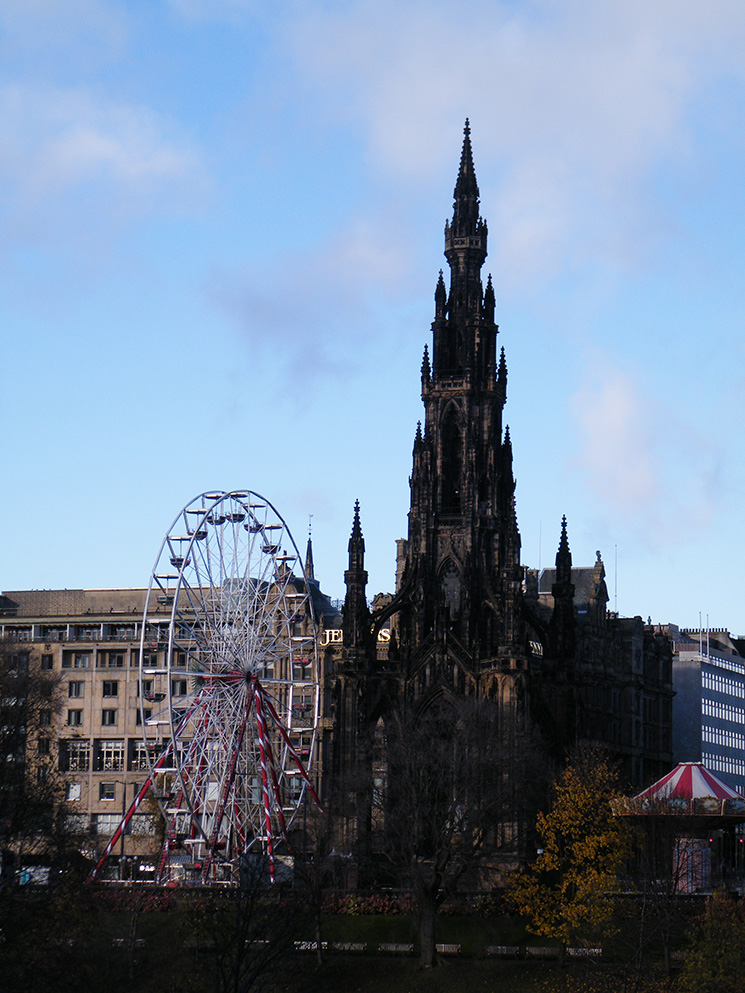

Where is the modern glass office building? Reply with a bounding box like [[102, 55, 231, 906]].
[[671, 625, 745, 796]]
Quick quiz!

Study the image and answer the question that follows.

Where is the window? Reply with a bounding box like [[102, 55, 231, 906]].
[[39, 709, 52, 726], [60, 740, 90, 772], [64, 813, 88, 834], [102, 681, 118, 697], [67, 709, 83, 726], [41, 626, 65, 642], [130, 814, 157, 836], [37, 766, 49, 785], [95, 739, 124, 771], [130, 740, 158, 771], [66, 782, 81, 801], [139, 680, 153, 698], [285, 773, 303, 802], [135, 709, 152, 726], [98, 652, 124, 669], [68, 681, 84, 698], [101, 709, 117, 726], [62, 652, 90, 669], [41, 654, 54, 670], [38, 737, 50, 755], [297, 735, 312, 762], [171, 679, 187, 697], [112, 625, 135, 641], [93, 813, 120, 835], [292, 695, 313, 717], [99, 782, 116, 801]]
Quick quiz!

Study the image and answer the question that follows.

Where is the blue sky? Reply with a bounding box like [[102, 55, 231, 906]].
[[2, 0, 745, 633]]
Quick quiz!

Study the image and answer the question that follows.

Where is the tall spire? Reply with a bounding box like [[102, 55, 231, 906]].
[[550, 516, 576, 661], [304, 517, 315, 582], [556, 515, 572, 584], [400, 119, 522, 665], [452, 118, 480, 227], [343, 500, 370, 655], [348, 500, 365, 569]]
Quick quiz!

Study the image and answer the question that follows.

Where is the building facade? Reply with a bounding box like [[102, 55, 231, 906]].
[[669, 625, 745, 795], [0, 582, 336, 873]]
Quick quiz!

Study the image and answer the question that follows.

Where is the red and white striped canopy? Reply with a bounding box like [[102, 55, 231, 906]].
[[636, 762, 743, 801]]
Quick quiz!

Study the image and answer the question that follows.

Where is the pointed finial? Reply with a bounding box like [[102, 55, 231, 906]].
[[421, 344, 431, 380], [351, 499, 362, 538], [498, 345, 507, 380], [484, 272, 495, 316], [434, 270, 446, 318], [454, 117, 479, 204], [554, 516, 573, 581]]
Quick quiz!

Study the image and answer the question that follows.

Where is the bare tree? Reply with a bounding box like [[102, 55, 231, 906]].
[[380, 699, 542, 968], [614, 808, 696, 986], [182, 855, 311, 993], [291, 805, 342, 965], [0, 639, 70, 883]]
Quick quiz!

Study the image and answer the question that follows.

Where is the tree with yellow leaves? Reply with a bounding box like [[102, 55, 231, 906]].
[[510, 746, 632, 953]]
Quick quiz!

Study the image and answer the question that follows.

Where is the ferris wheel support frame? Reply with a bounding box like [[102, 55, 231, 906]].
[[87, 489, 324, 886]]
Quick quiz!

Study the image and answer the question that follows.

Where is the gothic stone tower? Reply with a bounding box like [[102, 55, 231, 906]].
[[393, 121, 526, 709], [331, 123, 671, 811]]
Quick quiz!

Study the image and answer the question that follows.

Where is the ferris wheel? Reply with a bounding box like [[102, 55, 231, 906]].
[[90, 490, 322, 885]]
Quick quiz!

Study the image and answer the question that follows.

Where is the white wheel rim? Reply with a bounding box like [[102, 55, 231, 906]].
[[139, 491, 320, 882]]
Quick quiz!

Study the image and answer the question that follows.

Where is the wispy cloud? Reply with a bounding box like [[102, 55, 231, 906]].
[[570, 351, 721, 543], [0, 0, 129, 63], [284, 0, 745, 286], [0, 85, 207, 245], [207, 215, 411, 388], [571, 359, 657, 510]]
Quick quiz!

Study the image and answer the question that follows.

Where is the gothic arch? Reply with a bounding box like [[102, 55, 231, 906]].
[[438, 557, 462, 620], [413, 683, 460, 720], [440, 402, 463, 514]]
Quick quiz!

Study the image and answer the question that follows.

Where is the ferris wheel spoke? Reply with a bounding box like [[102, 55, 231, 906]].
[[129, 490, 320, 886], [202, 696, 252, 881]]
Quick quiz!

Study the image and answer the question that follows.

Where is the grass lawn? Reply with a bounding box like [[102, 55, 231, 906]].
[[319, 912, 533, 956], [283, 955, 559, 993]]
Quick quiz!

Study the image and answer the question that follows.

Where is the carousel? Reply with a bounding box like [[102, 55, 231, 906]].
[[615, 762, 745, 892]]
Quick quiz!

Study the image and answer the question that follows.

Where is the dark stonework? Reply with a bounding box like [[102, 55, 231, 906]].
[[329, 122, 673, 848]]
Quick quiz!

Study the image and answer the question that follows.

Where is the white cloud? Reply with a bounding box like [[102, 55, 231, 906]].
[[284, 0, 745, 285], [0, 85, 207, 239], [0, 0, 129, 60], [570, 351, 721, 543], [208, 214, 411, 385], [571, 360, 657, 509]]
